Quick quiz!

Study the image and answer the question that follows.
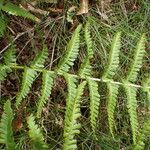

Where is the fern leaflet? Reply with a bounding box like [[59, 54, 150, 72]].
[[0, 13, 6, 37], [102, 32, 121, 79], [0, 65, 11, 81], [63, 74, 86, 150], [0, 100, 17, 150], [0, 2, 37, 21], [126, 34, 146, 83], [107, 83, 119, 137], [16, 45, 49, 107], [133, 118, 150, 150], [124, 84, 138, 144], [27, 114, 48, 150], [57, 24, 82, 73], [37, 71, 55, 118], [87, 78, 100, 133]]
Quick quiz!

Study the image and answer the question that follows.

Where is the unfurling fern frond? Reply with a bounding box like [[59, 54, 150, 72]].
[[63, 74, 86, 150], [124, 84, 138, 144], [0, 2, 37, 21], [31, 45, 49, 69], [107, 83, 119, 137], [0, 100, 17, 150], [78, 22, 93, 77], [37, 71, 55, 118], [16, 67, 37, 107], [87, 78, 100, 133], [102, 32, 121, 80], [57, 24, 82, 73], [126, 34, 146, 83], [0, 65, 11, 81], [16, 45, 48, 107], [27, 114, 48, 150], [3, 44, 16, 65], [133, 118, 150, 150]]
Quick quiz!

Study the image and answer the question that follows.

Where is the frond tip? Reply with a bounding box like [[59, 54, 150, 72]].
[[0, 100, 16, 150], [27, 114, 48, 150]]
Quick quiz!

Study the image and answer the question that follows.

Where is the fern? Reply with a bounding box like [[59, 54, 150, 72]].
[[3, 44, 16, 65], [102, 32, 121, 79], [57, 24, 82, 73], [63, 73, 86, 150], [0, 100, 17, 150], [36, 71, 55, 118], [0, 64, 11, 81], [78, 22, 93, 77], [107, 83, 119, 137], [124, 84, 138, 144], [16, 67, 37, 107], [27, 114, 48, 150], [87, 78, 100, 133], [133, 118, 150, 150], [126, 34, 146, 83], [0, 2, 37, 21], [16, 45, 49, 107]]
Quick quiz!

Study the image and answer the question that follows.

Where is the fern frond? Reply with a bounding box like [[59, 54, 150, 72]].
[[0, 2, 37, 21], [142, 74, 150, 92], [78, 22, 93, 77], [16, 67, 37, 107], [126, 34, 146, 83], [31, 45, 49, 69], [87, 78, 100, 133], [27, 114, 48, 150], [133, 118, 150, 150], [63, 79, 86, 150], [0, 14, 6, 37], [0, 100, 16, 150], [37, 71, 55, 118], [102, 32, 121, 79], [0, 65, 11, 81], [3, 44, 16, 65], [84, 22, 93, 59], [57, 24, 82, 73], [124, 84, 138, 144], [107, 83, 119, 137]]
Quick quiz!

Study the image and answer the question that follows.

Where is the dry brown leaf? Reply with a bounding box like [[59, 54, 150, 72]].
[[77, 0, 89, 15]]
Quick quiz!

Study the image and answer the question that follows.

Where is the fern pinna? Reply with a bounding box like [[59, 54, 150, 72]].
[[0, 22, 150, 149]]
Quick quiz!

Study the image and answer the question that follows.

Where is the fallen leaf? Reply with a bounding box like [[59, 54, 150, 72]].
[[77, 0, 89, 15]]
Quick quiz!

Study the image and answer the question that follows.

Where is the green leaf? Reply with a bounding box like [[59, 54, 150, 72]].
[[27, 114, 48, 150]]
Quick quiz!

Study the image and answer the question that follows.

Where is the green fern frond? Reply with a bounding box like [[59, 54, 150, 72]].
[[31, 45, 49, 69], [37, 71, 55, 118], [0, 65, 11, 81], [124, 84, 138, 144], [16, 67, 37, 107], [84, 22, 93, 59], [102, 32, 121, 79], [0, 2, 37, 21], [3, 44, 16, 65], [133, 118, 150, 150], [0, 13, 6, 37], [57, 24, 82, 73], [0, 100, 16, 150], [107, 83, 119, 137], [87, 78, 100, 133], [78, 22, 93, 77], [27, 114, 48, 150], [126, 34, 146, 83], [63, 79, 86, 150], [142, 74, 150, 92]]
